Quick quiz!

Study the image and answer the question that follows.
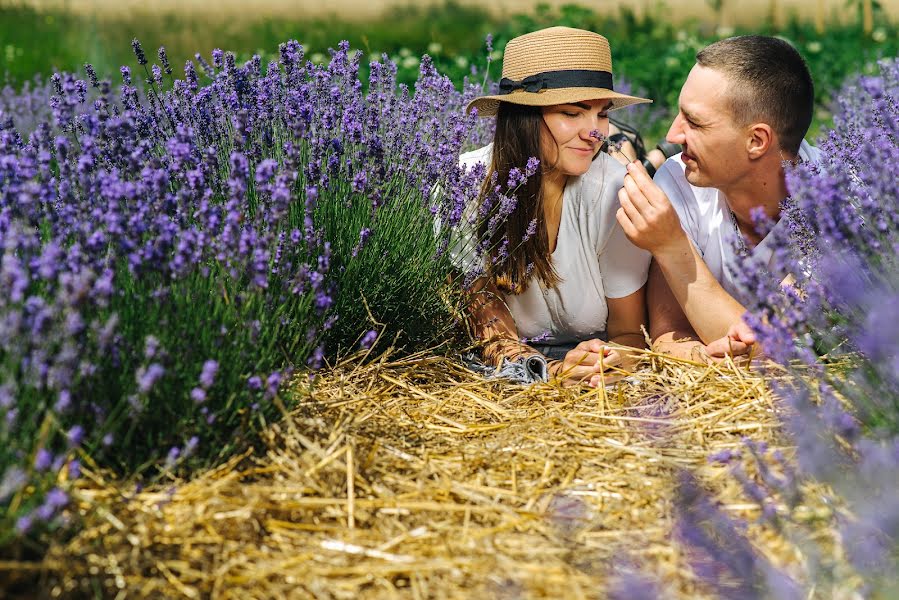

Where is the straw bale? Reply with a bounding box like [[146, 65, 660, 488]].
[[31, 350, 853, 598]]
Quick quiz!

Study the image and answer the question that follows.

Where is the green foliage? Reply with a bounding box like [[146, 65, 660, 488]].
[[315, 178, 462, 356], [2, 1, 897, 143]]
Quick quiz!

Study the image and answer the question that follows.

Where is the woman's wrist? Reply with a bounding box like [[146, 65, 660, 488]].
[[482, 336, 540, 366], [546, 359, 562, 378]]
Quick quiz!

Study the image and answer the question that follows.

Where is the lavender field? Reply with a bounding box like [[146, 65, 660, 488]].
[[1, 26, 898, 599]]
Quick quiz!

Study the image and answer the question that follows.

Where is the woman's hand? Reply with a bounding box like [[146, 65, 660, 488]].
[[548, 339, 623, 387]]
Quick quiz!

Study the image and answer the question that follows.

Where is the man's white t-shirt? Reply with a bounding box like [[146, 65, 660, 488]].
[[453, 144, 650, 344], [653, 140, 821, 307]]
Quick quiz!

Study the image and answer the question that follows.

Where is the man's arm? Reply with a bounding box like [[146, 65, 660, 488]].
[[651, 233, 748, 343], [648, 260, 756, 361], [647, 260, 706, 359], [617, 161, 747, 343]]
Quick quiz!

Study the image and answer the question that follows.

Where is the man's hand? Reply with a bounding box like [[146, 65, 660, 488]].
[[703, 319, 758, 360], [549, 339, 622, 387], [617, 161, 689, 256]]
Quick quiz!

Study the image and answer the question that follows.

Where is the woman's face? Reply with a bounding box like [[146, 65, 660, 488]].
[[540, 99, 612, 177]]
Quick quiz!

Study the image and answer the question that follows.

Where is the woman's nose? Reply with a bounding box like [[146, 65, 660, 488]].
[[583, 117, 608, 140]]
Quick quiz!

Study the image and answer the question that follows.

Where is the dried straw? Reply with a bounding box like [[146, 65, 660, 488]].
[[26, 350, 849, 598]]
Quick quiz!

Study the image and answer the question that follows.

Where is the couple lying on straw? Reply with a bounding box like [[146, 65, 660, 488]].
[[455, 27, 820, 386]]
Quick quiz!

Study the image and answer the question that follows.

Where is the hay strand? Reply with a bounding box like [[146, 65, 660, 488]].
[[27, 351, 849, 598]]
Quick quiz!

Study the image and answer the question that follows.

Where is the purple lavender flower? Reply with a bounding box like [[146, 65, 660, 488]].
[[157, 46, 172, 75], [84, 63, 99, 88], [359, 329, 378, 349], [190, 387, 206, 404], [34, 448, 53, 471], [136, 363, 165, 394], [607, 567, 664, 600], [67, 425, 85, 447], [199, 359, 218, 389], [52, 388, 71, 412], [307, 345, 325, 369], [674, 471, 800, 599], [165, 446, 180, 468], [45, 487, 68, 508], [1, 467, 27, 502], [15, 514, 33, 534], [131, 39, 147, 65], [144, 335, 160, 359], [0, 35, 492, 537], [265, 371, 281, 399]]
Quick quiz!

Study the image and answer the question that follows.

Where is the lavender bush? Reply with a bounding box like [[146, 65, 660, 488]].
[[0, 40, 491, 544]]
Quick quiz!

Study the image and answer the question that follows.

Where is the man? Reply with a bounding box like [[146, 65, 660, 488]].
[[616, 35, 819, 360]]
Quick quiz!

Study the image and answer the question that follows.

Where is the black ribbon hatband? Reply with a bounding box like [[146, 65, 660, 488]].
[[498, 69, 613, 94]]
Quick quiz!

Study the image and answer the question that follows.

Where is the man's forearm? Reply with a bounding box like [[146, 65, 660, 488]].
[[653, 237, 747, 344], [652, 333, 706, 361], [609, 332, 645, 349]]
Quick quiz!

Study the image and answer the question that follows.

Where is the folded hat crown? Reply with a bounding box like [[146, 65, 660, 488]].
[[501, 27, 614, 81]]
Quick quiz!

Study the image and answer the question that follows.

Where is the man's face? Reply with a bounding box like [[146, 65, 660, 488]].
[[665, 65, 749, 189]]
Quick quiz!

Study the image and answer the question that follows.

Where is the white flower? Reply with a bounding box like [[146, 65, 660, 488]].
[[402, 55, 420, 70], [427, 42, 443, 55], [716, 26, 735, 37], [455, 55, 469, 69], [872, 28, 887, 43], [807, 41, 822, 53]]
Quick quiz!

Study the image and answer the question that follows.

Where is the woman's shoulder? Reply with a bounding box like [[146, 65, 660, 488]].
[[459, 143, 493, 169]]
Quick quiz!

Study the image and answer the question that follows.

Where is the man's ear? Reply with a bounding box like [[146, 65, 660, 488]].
[[746, 123, 774, 160]]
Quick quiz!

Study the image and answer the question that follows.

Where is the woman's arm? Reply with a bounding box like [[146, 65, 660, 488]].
[[465, 277, 537, 367], [606, 285, 647, 350], [602, 285, 648, 378], [467, 278, 618, 386]]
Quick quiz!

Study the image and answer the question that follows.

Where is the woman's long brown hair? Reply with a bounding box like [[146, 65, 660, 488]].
[[479, 102, 561, 294]]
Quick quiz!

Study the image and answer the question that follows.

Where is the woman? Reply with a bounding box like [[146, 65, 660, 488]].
[[457, 26, 652, 387]]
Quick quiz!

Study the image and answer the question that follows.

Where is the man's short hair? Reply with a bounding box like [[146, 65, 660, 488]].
[[696, 35, 814, 154]]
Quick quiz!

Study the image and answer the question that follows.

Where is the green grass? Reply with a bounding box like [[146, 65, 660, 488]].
[[3, 2, 897, 143]]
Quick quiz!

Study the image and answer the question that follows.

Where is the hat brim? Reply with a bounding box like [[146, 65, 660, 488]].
[[466, 88, 651, 117]]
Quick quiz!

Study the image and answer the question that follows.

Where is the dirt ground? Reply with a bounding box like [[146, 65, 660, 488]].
[[14, 0, 899, 24]]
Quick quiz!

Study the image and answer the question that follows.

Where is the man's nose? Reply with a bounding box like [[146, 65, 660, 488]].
[[666, 113, 686, 144]]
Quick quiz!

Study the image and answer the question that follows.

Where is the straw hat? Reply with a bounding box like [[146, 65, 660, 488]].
[[467, 26, 651, 117]]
